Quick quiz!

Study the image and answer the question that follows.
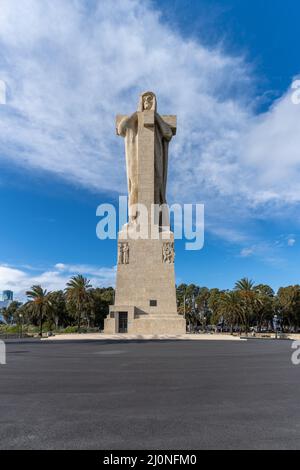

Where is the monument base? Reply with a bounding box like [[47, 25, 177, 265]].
[[103, 227, 186, 335], [105, 306, 186, 335]]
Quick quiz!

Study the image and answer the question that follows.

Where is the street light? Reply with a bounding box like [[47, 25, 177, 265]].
[[19, 313, 23, 339], [273, 314, 278, 339]]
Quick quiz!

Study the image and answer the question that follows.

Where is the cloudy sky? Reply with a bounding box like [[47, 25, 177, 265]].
[[0, 0, 299, 298]]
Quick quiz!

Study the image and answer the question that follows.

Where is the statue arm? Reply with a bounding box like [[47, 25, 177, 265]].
[[155, 113, 173, 141], [117, 112, 138, 137]]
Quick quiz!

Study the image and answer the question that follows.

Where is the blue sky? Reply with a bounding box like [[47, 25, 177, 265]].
[[0, 0, 299, 298]]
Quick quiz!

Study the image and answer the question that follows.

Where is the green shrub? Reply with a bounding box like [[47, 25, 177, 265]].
[[43, 321, 53, 332], [0, 325, 19, 334], [60, 326, 78, 334]]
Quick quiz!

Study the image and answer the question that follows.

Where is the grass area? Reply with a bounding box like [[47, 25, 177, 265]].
[[0, 324, 101, 337]]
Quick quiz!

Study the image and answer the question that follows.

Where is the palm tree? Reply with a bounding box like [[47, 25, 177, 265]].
[[235, 278, 255, 291], [219, 291, 242, 334], [26, 285, 52, 337], [65, 275, 92, 332], [235, 278, 256, 333]]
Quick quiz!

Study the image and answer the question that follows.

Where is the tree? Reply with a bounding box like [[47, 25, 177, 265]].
[[176, 284, 188, 316], [47, 290, 68, 329], [2, 301, 23, 324], [0, 307, 7, 324], [254, 284, 274, 332], [17, 303, 31, 326], [235, 278, 255, 292], [207, 288, 223, 326], [65, 275, 92, 332], [195, 287, 211, 327], [219, 291, 242, 334], [90, 287, 114, 329], [277, 285, 300, 331], [255, 284, 274, 298], [234, 278, 256, 333], [26, 285, 52, 336], [176, 284, 200, 330]]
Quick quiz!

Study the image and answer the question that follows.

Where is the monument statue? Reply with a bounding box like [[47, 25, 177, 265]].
[[104, 92, 186, 335], [116, 91, 176, 223], [162, 242, 175, 264], [118, 242, 129, 265]]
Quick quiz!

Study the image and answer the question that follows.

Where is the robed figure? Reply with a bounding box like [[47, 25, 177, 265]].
[[117, 91, 174, 223]]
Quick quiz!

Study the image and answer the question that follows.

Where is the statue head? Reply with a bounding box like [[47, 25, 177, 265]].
[[138, 91, 157, 112]]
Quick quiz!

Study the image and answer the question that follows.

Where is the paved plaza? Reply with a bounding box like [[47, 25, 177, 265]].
[[0, 338, 299, 449]]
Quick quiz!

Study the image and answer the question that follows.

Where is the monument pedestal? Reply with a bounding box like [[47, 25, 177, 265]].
[[104, 228, 186, 335]]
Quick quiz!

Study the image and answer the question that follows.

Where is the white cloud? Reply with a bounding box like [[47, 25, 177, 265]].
[[240, 247, 255, 258], [0, 0, 299, 248], [238, 235, 296, 267], [54, 262, 116, 280], [274, 234, 297, 248], [0, 263, 115, 300], [0, 0, 251, 196], [0, 80, 6, 105], [208, 225, 250, 244], [287, 238, 296, 247], [243, 90, 300, 204]]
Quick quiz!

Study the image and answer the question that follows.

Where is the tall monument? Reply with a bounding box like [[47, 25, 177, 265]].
[[104, 91, 186, 334]]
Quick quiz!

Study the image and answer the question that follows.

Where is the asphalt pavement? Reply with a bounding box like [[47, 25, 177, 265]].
[[0, 338, 299, 449]]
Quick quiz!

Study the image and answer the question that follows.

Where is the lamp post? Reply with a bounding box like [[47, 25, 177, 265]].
[[19, 313, 23, 339], [273, 314, 278, 339]]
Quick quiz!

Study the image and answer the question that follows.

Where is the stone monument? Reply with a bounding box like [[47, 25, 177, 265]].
[[104, 91, 186, 334]]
